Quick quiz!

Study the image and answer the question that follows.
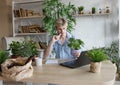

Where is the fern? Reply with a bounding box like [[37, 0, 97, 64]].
[[87, 48, 108, 62]]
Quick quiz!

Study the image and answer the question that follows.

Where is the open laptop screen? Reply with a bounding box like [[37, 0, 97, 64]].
[[59, 51, 90, 68]]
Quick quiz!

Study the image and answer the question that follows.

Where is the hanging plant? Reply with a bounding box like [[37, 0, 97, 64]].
[[42, 0, 76, 35]]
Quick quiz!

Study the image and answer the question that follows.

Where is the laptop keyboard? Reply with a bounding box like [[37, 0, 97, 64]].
[[60, 60, 77, 68]]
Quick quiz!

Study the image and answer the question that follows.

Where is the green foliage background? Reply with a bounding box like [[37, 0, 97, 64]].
[[42, 0, 76, 35]]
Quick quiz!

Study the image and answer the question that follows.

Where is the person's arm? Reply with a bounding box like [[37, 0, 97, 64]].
[[73, 46, 84, 58], [44, 34, 61, 59], [74, 52, 80, 58]]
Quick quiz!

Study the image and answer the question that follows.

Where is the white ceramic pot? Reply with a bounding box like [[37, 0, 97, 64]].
[[37, 49, 44, 58], [35, 57, 42, 67]]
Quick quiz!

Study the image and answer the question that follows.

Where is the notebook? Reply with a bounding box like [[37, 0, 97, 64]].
[[59, 51, 90, 68]]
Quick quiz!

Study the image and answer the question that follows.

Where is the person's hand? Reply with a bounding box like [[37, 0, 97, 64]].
[[74, 51, 80, 59], [52, 34, 61, 42]]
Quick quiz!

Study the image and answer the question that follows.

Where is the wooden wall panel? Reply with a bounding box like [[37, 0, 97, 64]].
[[0, 0, 12, 49]]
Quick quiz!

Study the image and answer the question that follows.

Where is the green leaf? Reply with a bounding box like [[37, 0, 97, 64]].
[[42, 0, 76, 35], [87, 48, 108, 62], [9, 40, 38, 57], [68, 38, 84, 50], [0, 50, 9, 64]]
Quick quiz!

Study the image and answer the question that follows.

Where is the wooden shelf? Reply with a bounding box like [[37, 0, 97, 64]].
[[74, 13, 111, 17], [14, 15, 43, 20], [13, 0, 44, 4], [12, 0, 48, 43], [15, 33, 47, 36]]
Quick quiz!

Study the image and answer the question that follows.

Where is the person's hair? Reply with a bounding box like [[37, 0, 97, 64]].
[[55, 18, 68, 28]]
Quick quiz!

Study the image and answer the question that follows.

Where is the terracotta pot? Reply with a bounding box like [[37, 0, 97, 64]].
[[90, 62, 102, 73]]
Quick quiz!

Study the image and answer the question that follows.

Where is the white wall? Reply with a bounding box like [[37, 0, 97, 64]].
[[4, 0, 119, 50], [61, 0, 119, 50], [118, 0, 120, 57]]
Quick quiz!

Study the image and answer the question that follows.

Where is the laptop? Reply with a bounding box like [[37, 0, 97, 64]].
[[59, 51, 90, 68]]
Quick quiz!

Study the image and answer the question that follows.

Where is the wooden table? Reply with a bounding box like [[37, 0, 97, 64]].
[[0, 61, 116, 85]]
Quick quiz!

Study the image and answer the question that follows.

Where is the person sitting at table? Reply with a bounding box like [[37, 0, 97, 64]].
[[44, 18, 81, 60]]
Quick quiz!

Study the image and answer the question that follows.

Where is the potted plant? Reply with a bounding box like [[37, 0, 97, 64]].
[[0, 50, 9, 72], [20, 40, 39, 57], [78, 6, 84, 14], [86, 48, 108, 73], [9, 41, 22, 58], [114, 58, 120, 80], [103, 41, 120, 80], [92, 7, 96, 14], [105, 6, 110, 13], [42, 0, 76, 35], [9, 40, 38, 58], [67, 38, 84, 54]]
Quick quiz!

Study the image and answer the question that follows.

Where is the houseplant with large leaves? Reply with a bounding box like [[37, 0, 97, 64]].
[[42, 0, 76, 35]]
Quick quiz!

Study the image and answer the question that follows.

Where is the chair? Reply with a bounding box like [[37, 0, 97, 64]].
[[2, 36, 25, 50]]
